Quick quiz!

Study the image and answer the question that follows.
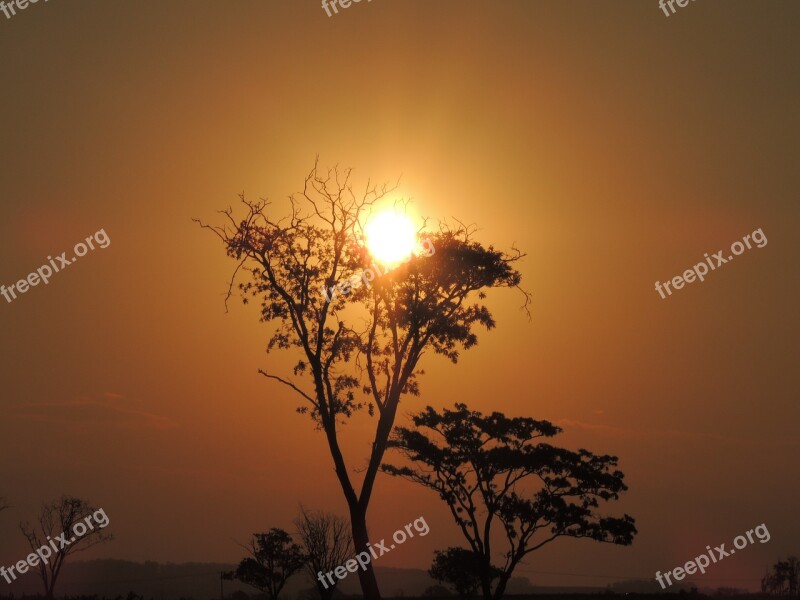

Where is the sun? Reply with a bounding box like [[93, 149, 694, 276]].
[[364, 210, 417, 265]]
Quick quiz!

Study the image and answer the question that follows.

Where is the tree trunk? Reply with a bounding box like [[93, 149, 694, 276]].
[[492, 574, 511, 600], [480, 573, 493, 600], [350, 505, 382, 600]]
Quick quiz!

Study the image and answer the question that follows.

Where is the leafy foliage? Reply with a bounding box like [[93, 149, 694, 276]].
[[429, 547, 501, 599], [383, 404, 637, 600], [762, 556, 800, 596], [197, 160, 528, 600], [233, 529, 306, 600]]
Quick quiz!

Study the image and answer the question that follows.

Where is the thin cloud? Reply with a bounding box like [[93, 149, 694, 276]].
[[556, 418, 798, 448], [12, 394, 175, 430]]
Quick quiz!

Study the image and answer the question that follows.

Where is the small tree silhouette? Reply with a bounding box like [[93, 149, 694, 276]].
[[196, 159, 528, 600], [383, 404, 637, 600], [762, 568, 778, 594], [763, 557, 800, 596], [429, 547, 501, 599], [20, 495, 113, 599], [233, 528, 306, 600], [785, 557, 800, 597], [294, 507, 352, 600]]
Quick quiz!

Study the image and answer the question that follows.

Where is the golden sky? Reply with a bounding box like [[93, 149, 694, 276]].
[[1, 0, 798, 590]]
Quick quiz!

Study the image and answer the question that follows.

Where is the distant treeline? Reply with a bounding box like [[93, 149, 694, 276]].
[[0, 591, 785, 600]]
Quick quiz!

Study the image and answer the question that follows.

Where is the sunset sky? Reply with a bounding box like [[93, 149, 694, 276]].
[[1, 0, 798, 592]]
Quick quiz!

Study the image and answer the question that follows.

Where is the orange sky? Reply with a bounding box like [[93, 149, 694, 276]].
[[1, 0, 798, 591]]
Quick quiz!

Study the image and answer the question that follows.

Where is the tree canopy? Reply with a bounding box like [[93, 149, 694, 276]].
[[763, 556, 800, 596], [233, 528, 306, 600], [429, 547, 502, 599], [197, 160, 528, 600], [383, 404, 637, 600]]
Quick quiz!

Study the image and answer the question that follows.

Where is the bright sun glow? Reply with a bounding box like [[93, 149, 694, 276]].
[[364, 211, 417, 265]]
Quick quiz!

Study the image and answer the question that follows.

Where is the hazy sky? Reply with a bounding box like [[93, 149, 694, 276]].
[[1, 0, 798, 591]]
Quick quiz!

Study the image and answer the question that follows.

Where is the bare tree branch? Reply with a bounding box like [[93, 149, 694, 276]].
[[196, 160, 528, 600], [20, 496, 112, 599]]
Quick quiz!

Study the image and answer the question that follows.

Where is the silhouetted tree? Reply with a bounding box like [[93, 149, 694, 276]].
[[429, 547, 501, 599], [20, 495, 113, 599], [196, 159, 527, 600], [777, 562, 791, 596], [764, 557, 800, 596], [762, 568, 778, 594], [383, 404, 637, 600], [785, 557, 800, 597], [233, 528, 305, 600], [294, 507, 352, 600]]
